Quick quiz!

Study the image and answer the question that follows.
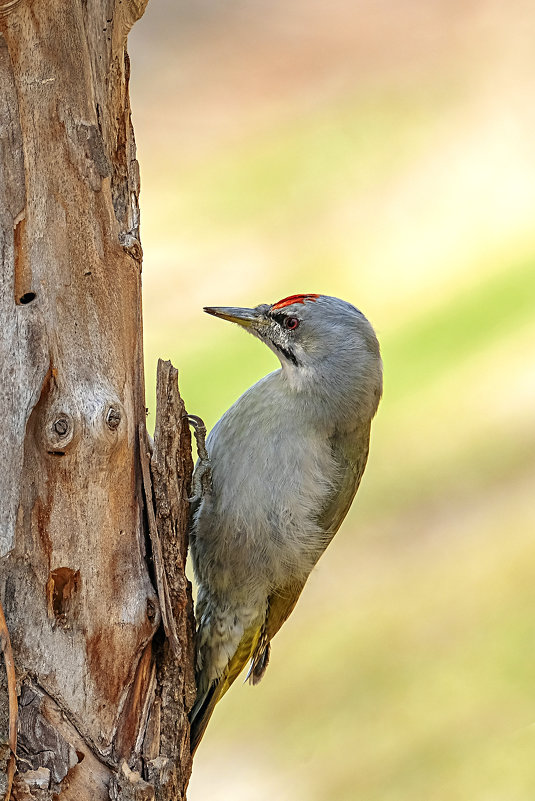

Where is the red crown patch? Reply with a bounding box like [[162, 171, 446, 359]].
[[271, 293, 320, 310]]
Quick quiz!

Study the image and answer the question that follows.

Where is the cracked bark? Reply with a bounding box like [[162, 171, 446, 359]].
[[0, 3, 195, 800]]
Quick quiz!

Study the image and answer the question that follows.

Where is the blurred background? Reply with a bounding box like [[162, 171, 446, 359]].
[[129, 1, 535, 798]]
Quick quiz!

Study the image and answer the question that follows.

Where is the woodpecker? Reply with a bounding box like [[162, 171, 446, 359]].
[[189, 293, 382, 752]]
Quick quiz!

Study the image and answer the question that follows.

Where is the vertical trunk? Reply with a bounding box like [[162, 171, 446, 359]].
[[0, 3, 195, 799]]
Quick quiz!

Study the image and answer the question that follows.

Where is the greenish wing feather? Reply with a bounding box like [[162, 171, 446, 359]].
[[220, 623, 263, 694], [318, 420, 371, 538], [248, 582, 306, 685], [264, 583, 306, 641]]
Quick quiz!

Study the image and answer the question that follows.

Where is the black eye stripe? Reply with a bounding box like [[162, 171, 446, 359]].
[[265, 315, 301, 365], [269, 311, 300, 329]]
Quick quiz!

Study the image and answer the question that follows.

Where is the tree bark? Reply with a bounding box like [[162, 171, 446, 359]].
[[0, 3, 195, 800]]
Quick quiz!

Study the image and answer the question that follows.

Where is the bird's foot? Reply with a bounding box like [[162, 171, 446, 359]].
[[184, 414, 212, 502]]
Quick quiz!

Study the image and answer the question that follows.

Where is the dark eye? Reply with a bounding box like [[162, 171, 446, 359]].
[[284, 317, 300, 331]]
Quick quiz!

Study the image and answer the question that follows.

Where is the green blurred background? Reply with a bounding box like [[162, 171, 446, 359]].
[[129, 1, 535, 798]]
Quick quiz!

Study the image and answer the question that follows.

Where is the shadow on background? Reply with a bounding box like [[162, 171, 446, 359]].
[[130, 2, 535, 798]]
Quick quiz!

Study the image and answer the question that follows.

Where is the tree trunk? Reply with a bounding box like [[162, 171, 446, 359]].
[[0, 3, 195, 799]]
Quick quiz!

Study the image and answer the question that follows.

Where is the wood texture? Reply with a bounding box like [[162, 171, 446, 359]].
[[0, 3, 195, 799], [0, 600, 16, 801], [142, 361, 196, 800]]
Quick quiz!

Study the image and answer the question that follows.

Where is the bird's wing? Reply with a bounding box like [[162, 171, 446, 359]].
[[249, 421, 372, 683], [319, 420, 371, 538], [247, 581, 306, 684]]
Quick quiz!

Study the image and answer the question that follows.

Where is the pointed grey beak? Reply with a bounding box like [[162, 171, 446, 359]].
[[203, 306, 266, 329]]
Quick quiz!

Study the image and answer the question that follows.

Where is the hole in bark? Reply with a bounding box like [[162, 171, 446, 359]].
[[47, 568, 80, 621], [19, 291, 36, 304], [47, 451, 66, 456], [75, 750, 85, 763]]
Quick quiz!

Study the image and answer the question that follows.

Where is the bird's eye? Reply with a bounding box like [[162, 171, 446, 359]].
[[284, 317, 300, 331]]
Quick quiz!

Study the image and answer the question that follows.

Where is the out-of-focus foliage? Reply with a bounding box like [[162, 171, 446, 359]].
[[130, 1, 535, 798]]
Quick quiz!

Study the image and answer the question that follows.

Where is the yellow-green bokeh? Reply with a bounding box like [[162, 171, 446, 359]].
[[130, 2, 535, 798]]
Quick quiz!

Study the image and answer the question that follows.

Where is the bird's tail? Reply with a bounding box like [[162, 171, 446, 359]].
[[189, 680, 223, 756], [189, 623, 263, 754], [246, 641, 271, 685]]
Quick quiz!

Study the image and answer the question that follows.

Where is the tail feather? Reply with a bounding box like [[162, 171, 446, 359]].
[[189, 622, 263, 753], [189, 680, 222, 756], [247, 642, 271, 686]]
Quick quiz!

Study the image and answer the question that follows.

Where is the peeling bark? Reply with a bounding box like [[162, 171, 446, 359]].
[[0, 3, 195, 800], [142, 361, 196, 800]]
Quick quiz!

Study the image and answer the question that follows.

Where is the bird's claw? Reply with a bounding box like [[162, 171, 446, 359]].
[[184, 414, 212, 502], [189, 461, 212, 504]]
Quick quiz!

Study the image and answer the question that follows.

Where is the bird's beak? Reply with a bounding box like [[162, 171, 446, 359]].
[[203, 306, 266, 329]]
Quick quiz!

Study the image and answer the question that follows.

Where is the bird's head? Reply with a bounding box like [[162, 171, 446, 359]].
[[204, 294, 382, 421]]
